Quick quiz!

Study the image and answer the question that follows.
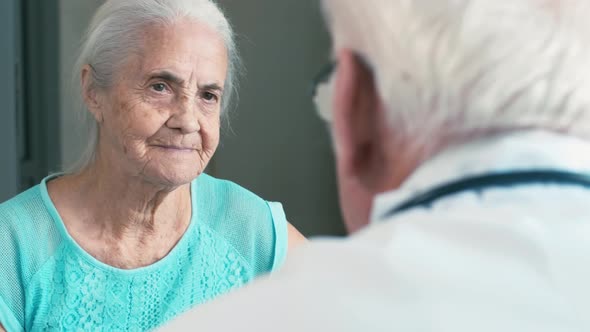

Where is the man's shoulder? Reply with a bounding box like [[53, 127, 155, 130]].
[[160, 230, 401, 331], [161, 214, 590, 331]]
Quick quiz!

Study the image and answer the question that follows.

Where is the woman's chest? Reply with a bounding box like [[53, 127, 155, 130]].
[[25, 236, 251, 331]]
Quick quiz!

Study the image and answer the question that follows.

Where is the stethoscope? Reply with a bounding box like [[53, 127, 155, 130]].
[[383, 170, 590, 218]]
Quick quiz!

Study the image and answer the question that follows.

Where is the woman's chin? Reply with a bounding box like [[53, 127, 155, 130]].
[[143, 166, 202, 188]]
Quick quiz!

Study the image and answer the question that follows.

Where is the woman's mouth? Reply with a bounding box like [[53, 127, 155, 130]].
[[153, 144, 197, 152]]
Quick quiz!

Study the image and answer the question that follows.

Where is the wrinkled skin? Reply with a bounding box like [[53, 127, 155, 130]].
[[93, 19, 228, 188], [44, 19, 229, 270]]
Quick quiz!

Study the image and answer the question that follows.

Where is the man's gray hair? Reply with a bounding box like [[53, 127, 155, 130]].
[[70, 0, 239, 172], [323, 0, 590, 153]]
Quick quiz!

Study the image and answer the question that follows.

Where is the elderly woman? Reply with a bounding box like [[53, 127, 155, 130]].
[[0, 0, 305, 331]]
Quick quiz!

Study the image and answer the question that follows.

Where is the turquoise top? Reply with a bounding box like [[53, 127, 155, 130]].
[[0, 173, 288, 331]]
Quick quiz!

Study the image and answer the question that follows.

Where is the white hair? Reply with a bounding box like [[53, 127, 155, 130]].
[[323, 0, 590, 153], [69, 0, 240, 173]]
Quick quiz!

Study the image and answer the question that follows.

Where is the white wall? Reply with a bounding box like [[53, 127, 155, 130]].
[[58, 0, 345, 236]]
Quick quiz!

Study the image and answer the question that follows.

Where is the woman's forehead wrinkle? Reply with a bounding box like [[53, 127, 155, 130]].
[[187, 70, 197, 88]]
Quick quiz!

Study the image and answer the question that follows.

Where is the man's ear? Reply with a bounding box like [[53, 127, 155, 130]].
[[81, 65, 104, 123], [332, 50, 386, 192]]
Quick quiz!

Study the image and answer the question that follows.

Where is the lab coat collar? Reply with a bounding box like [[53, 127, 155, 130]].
[[370, 130, 590, 223]]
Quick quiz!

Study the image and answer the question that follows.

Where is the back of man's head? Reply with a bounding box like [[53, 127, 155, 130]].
[[320, 0, 590, 231], [324, 0, 590, 144]]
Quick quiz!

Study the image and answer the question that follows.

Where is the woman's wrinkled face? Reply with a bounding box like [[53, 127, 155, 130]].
[[95, 19, 228, 187]]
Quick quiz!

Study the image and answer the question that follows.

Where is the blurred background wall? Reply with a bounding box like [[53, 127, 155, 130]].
[[212, 0, 344, 236], [1, 0, 61, 200], [59, 0, 103, 171], [0, 0, 19, 202], [2, 0, 344, 237]]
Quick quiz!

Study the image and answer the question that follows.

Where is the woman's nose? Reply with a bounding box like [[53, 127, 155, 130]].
[[166, 96, 201, 134]]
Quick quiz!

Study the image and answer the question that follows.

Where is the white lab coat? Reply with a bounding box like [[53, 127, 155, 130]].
[[161, 131, 590, 332]]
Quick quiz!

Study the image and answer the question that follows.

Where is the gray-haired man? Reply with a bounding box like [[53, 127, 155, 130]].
[[164, 1, 590, 330]]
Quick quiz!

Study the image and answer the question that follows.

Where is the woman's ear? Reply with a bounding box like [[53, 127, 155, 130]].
[[81, 65, 104, 123]]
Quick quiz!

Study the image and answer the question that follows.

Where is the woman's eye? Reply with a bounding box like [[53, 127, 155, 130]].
[[202, 92, 219, 103], [151, 83, 168, 93]]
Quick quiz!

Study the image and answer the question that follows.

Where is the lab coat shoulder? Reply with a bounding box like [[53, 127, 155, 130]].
[[160, 231, 396, 332], [162, 215, 588, 332]]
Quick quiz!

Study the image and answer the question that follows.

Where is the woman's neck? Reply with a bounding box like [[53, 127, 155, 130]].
[[49, 161, 193, 268], [78, 163, 190, 233]]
